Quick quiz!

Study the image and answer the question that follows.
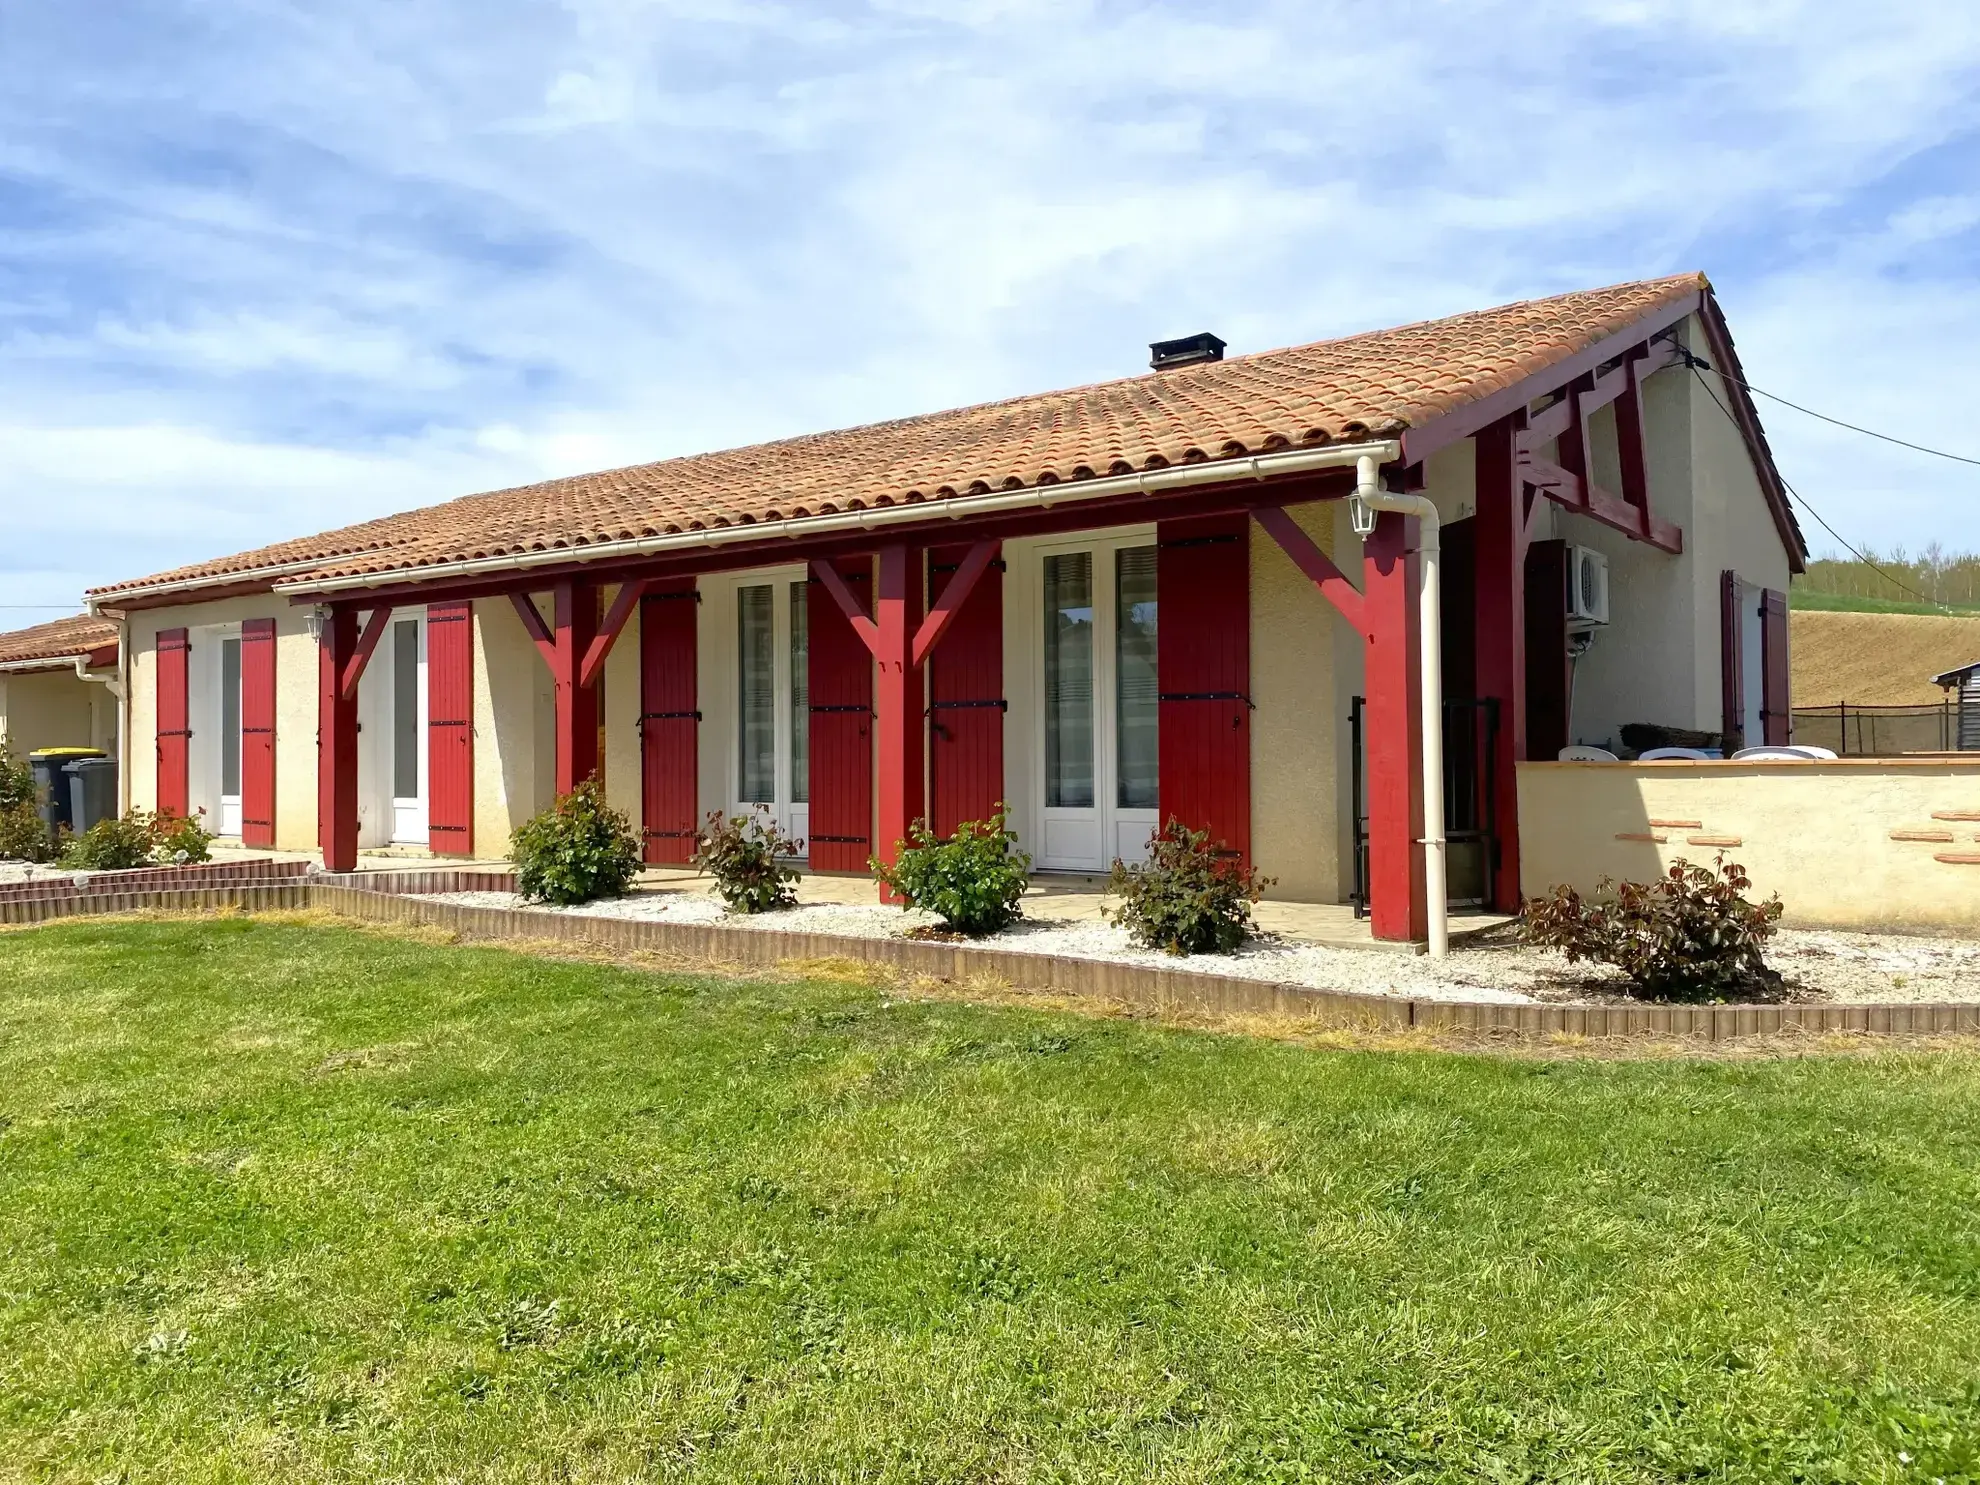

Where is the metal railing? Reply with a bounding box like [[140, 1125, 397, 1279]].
[[1350, 696, 1499, 918]]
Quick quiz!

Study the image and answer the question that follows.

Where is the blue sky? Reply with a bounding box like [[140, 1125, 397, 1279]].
[[4, 0, 1979, 615]]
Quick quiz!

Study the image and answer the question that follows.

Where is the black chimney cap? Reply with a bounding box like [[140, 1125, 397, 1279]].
[[1148, 332, 1227, 370]]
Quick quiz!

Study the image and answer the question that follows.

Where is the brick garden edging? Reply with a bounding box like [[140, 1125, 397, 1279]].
[[2, 870, 1976, 1041]]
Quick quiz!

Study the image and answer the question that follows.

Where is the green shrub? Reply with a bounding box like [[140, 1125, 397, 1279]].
[[1106, 818, 1273, 956], [872, 807, 1031, 936], [60, 815, 156, 871], [0, 739, 47, 862], [0, 800, 51, 862], [151, 808, 214, 864], [1522, 855, 1785, 1002], [692, 810, 799, 914], [509, 778, 642, 906], [0, 738, 32, 813]]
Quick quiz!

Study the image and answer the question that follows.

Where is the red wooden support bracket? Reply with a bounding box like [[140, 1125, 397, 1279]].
[[578, 579, 648, 689], [509, 591, 559, 670], [1251, 506, 1369, 639], [913, 539, 999, 665], [811, 559, 881, 654], [339, 606, 392, 701]]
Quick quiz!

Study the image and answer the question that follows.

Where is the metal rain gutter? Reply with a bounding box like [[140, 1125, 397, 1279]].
[[274, 440, 1404, 598]]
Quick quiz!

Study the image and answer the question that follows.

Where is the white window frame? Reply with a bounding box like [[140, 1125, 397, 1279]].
[[1008, 524, 1159, 872], [699, 565, 811, 855], [355, 608, 428, 849]]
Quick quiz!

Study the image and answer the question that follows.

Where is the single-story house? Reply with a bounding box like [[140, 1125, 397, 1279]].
[[0, 614, 122, 761], [1931, 660, 1980, 750], [83, 272, 1805, 941]]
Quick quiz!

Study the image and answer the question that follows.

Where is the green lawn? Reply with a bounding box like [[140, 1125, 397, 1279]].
[[3, 918, 1979, 1483]]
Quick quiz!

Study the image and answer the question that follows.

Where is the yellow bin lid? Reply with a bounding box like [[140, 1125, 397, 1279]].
[[28, 747, 107, 759]]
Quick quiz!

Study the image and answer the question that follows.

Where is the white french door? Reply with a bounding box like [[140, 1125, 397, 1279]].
[[355, 611, 427, 848], [1024, 530, 1160, 871], [713, 569, 810, 853], [388, 617, 429, 844]]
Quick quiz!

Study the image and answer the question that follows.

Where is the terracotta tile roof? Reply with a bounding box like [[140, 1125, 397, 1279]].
[[0, 613, 119, 668], [89, 274, 1707, 598]]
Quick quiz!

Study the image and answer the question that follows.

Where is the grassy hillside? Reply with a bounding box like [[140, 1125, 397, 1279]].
[[1791, 608, 1980, 706]]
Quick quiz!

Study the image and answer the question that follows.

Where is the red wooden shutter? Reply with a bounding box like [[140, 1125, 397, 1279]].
[[1760, 587, 1790, 745], [808, 560, 874, 871], [1156, 514, 1251, 861], [239, 619, 277, 846], [426, 601, 475, 856], [928, 545, 1004, 837], [638, 586, 699, 864], [1524, 541, 1570, 760], [1720, 569, 1744, 748], [155, 628, 191, 818]]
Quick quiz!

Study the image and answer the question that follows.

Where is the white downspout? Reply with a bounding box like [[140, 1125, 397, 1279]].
[[1350, 454, 1449, 958]]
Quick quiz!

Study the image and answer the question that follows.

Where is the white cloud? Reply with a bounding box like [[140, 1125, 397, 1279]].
[[2, 0, 1980, 609]]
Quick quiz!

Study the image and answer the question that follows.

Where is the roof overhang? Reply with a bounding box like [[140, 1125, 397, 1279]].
[[271, 440, 1404, 599]]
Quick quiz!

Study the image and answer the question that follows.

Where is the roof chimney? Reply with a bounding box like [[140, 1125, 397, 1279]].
[[1148, 332, 1226, 371]]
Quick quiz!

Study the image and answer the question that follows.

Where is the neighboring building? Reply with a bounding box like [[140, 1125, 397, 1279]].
[[1930, 660, 1980, 751], [84, 273, 1805, 940], [0, 614, 121, 759]]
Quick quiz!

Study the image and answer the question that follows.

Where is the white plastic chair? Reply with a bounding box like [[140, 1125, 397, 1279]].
[[1558, 745, 1620, 762], [1732, 746, 1815, 761], [1637, 747, 1712, 761], [1788, 745, 1838, 759]]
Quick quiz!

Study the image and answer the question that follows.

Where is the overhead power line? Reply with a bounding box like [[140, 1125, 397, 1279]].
[[1682, 349, 1980, 467], [1687, 365, 1942, 610]]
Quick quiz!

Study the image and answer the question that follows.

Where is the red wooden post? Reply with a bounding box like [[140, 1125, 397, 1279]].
[[317, 607, 360, 872], [1363, 511, 1427, 942], [872, 543, 925, 897], [552, 579, 600, 794], [1473, 417, 1526, 913]]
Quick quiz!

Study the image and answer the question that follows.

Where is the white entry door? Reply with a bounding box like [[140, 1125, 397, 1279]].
[[1024, 531, 1160, 871]]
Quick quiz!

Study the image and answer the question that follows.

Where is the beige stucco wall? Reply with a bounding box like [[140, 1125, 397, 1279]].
[[602, 583, 642, 813], [1250, 499, 1357, 902], [125, 595, 317, 849], [0, 668, 112, 757], [1519, 759, 1980, 930], [472, 596, 555, 857]]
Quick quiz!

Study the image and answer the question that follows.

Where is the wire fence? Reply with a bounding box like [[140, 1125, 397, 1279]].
[[1790, 702, 1967, 756]]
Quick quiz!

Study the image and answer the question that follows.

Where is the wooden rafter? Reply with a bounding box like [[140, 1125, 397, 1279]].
[[578, 579, 648, 689], [1514, 340, 1684, 555], [339, 606, 393, 701], [508, 591, 559, 670], [1251, 505, 1369, 639], [811, 559, 881, 655], [912, 540, 999, 666]]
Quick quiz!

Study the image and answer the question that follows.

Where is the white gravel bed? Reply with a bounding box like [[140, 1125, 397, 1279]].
[[417, 888, 1980, 1007]]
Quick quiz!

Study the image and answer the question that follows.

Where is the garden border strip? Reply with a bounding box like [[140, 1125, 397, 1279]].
[[2, 872, 1975, 1041]]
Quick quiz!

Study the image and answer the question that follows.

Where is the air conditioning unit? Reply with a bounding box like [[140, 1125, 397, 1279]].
[[1566, 545, 1610, 627]]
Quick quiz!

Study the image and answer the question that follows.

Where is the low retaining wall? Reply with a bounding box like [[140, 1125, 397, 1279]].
[[3, 873, 1976, 1041], [0, 857, 308, 906], [1519, 758, 1980, 931]]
